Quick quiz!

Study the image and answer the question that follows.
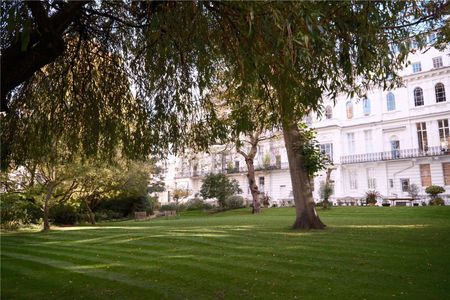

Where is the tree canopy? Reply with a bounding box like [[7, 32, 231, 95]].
[[2, 1, 448, 170]]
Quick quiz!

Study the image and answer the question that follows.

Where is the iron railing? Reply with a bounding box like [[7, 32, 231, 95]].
[[175, 162, 290, 178], [340, 146, 448, 164]]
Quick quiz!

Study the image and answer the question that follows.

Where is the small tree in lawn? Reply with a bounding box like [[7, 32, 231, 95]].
[[200, 173, 242, 208], [172, 189, 189, 204], [319, 181, 334, 209], [407, 183, 420, 204], [425, 185, 445, 205]]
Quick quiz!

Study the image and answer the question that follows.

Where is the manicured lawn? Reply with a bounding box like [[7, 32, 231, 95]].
[[2, 207, 450, 299]]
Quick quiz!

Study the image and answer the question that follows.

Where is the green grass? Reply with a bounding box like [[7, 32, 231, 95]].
[[2, 207, 450, 299]]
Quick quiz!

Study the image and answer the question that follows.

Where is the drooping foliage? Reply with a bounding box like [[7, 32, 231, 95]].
[[1, 1, 448, 170]]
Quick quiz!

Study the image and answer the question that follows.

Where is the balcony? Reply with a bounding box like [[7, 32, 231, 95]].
[[340, 146, 449, 164], [175, 162, 290, 178]]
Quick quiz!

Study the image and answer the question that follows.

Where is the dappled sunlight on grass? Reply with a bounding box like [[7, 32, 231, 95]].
[[2, 207, 450, 300], [337, 224, 430, 229], [67, 263, 122, 270], [54, 226, 154, 231]]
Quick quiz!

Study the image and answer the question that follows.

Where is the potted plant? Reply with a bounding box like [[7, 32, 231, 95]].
[[365, 190, 381, 206]]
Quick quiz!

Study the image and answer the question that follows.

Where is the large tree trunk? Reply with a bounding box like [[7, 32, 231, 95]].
[[245, 158, 261, 214], [43, 183, 54, 231], [282, 121, 326, 229], [1, 1, 88, 111]]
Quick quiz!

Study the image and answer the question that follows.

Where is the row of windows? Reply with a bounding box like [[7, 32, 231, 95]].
[[342, 118, 449, 155], [324, 83, 447, 120], [349, 162, 450, 191], [412, 56, 444, 74], [414, 83, 446, 106]]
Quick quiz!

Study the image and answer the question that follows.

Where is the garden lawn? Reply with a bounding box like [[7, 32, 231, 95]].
[[2, 207, 450, 300]]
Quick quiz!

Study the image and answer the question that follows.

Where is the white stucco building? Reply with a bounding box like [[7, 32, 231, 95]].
[[159, 45, 450, 206]]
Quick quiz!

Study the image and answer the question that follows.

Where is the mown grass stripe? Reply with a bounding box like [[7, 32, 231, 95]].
[[1, 252, 179, 300]]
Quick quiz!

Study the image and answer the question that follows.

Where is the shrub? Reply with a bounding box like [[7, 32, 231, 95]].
[[407, 183, 420, 200], [365, 190, 381, 205], [224, 195, 244, 209], [160, 203, 178, 211], [50, 204, 78, 225], [200, 173, 242, 207], [186, 198, 213, 211], [0, 193, 42, 228], [160, 203, 186, 212], [429, 197, 444, 206], [96, 195, 153, 217], [425, 185, 445, 199]]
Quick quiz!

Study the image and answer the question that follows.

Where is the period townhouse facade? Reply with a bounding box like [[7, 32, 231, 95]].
[[159, 45, 450, 206]]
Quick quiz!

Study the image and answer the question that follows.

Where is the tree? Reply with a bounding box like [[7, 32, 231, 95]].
[[172, 188, 189, 204], [407, 183, 420, 202], [319, 181, 334, 210], [425, 185, 445, 200], [200, 173, 242, 208], [26, 161, 81, 231], [235, 131, 276, 214], [2, 1, 448, 229]]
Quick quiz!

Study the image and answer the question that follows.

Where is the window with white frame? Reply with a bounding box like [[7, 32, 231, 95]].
[[387, 92, 396, 111], [400, 178, 410, 192], [438, 119, 449, 148], [432, 56, 443, 68], [349, 170, 358, 190], [435, 83, 446, 103], [414, 87, 424, 106], [443, 163, 450, 186], [420, 164, 432, 187], [319, 143, 333, 162], [364, 130, 373, 153], [416, 122, 428, 152], [367, 168, 376, 189], [362, 98, 371, 116], [347, 133, 355, 154], [412, 62, 422, 73]]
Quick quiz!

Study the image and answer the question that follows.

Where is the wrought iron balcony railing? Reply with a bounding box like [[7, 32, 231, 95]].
[[175, 162, 290, 178], [340, 146, 448, 164]]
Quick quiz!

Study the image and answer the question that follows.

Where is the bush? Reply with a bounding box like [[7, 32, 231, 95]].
[[94, 210, 124, 221], [186, 198, 212, 211], [200, 173, 242, 207], [224, 195, 244, 209], [50, 204, 78, 225], [1, 193, 42, 228], [96, 195, 153, 217], [429, 197, 445, 206], [160, 203, 186, 212], [425, 185, 445, 199]]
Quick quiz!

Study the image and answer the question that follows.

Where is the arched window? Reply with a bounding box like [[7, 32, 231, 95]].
[[346, 101, 353, 119], [362, 98, 371, 116], [325, 106, 333, 119], [414, 87, 424, 106], [435, 83, 446, 103], [387, 92, 396, 111]]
